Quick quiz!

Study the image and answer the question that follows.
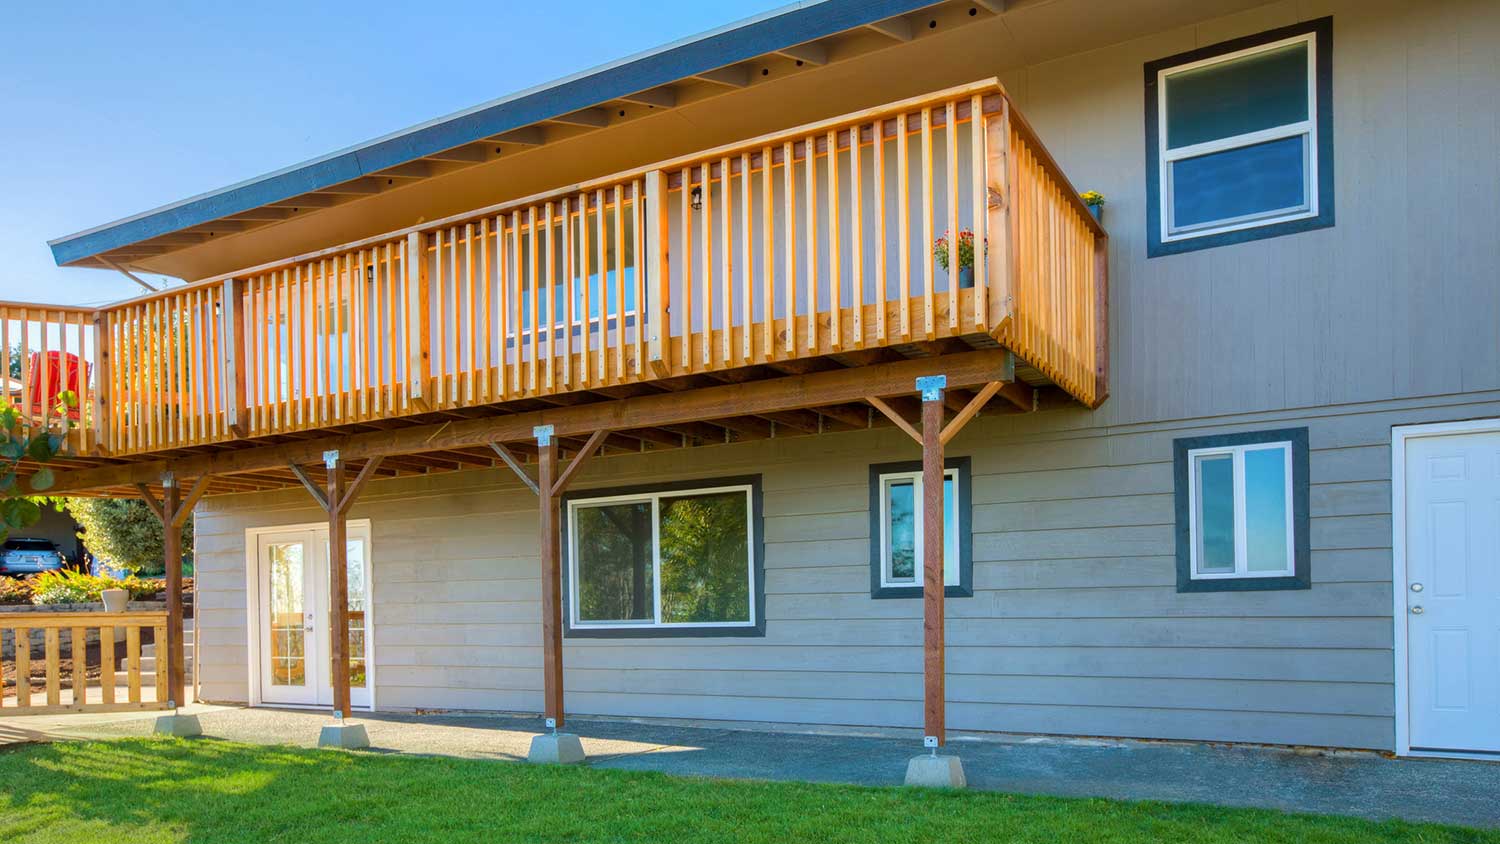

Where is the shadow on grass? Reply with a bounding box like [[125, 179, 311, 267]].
[[0, 738, 1493, 844]]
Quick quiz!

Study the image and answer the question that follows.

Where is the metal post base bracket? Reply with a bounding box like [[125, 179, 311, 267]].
[[527, 732, 586, 765], [904, 754, 967, 788], [318, 722, 371, 750], [153, 713, 203, 738]]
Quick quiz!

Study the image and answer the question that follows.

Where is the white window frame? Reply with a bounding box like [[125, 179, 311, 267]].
[[1157, 31, 1319, 243], [1186, 441, 1296, 579], [567, 483, 756, 630], [877, 468, 960, 589]]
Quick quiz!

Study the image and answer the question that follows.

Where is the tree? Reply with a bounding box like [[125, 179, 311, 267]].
[[0, 392, 75, 543], [63, 497, 192, 576]]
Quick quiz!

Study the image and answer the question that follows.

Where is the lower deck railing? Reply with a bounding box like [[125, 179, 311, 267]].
[[11, 79, 1106, 458], [1, 611, 171, 715]]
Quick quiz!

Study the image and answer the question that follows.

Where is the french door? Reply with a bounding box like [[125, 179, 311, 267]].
[[256, 525, 372, 709]]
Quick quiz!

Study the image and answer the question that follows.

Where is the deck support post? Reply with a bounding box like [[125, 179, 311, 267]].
[[137, 472, 213, 737], [868, 374, 1008, 788], [326, 451, 352, 722], [289, 450, 384, 748], [526, 425, 610, 764], [917, 376, 948, 751], [904, 374, 965, 787]]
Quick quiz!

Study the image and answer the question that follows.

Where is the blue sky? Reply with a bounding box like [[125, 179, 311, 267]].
[[1, 0, 781, 306]]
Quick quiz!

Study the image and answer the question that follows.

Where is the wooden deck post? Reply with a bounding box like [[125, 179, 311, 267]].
[[161, 475, 185, 708], [325, 450, 351, 719], [221, 278, 247, 437], [916, 375, 947, 747], [135, 473, 211, 711], [535, 425, 564, 729], [288, 452, 384, 737], [644, 170, 670, 377]]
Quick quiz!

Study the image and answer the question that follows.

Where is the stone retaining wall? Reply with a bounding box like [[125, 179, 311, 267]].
[[0, 601, 170, 658]]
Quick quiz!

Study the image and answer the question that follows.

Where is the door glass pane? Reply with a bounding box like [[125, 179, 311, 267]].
[[886, 479, 916, 582], [345, 540, 367, 688], [1170, 135, 1307, 230], [1165, 41, 1308, 149], [267, 542, 306, 686], [659, 491, 751, 623], [1195, 455, 1236, 573], [575, 501, 655, 622], [943, 476, 959, 586], [1244, 447, 1291, 572]]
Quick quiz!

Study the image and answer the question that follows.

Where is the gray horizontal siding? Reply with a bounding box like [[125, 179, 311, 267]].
[[190, 389, 1500, 751]]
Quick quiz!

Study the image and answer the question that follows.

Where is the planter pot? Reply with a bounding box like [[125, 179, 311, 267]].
[[1087, 203, 1103, 222], [101, 588, 129, 613], [958, 266, 974, 289]]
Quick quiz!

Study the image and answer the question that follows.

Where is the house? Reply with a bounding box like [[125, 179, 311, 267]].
[[25, 0, 1499, 769]]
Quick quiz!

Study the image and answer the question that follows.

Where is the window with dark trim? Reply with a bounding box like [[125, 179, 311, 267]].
[[1174, 428, 1310, 592], [869, 457, 972, 599], [1145, 18, 1334, 257], [562, 475, 765, 638]]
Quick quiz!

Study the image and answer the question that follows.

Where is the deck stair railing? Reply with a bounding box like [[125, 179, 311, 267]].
[[1, 610, 170, 715]]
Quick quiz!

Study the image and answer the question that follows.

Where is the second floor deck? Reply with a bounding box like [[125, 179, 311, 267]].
[[12, 80, 1106, 463]]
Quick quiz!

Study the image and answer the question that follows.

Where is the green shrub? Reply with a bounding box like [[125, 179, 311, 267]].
[[27, 569, 163, 605], [0, 575, 30, 604]]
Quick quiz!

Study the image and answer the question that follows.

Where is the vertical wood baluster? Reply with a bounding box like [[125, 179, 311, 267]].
[[874, 116, 888, 344], [100, 625, 115, 705], [613, 186, 626, 382], [71, 626, 87, 707], [562, 200, 574, 388], [851, 121, 864, 349], [633, 179, 645, 377], [679, 167, 692, 371], [827, 129, 841, 351], [971, 95, 989, 331], [922, 106, 935, 340], [946, 99, 960, 333], [782, 142, 795, 357], [44, 628, 59, 706], [700, 167, 712, 369], [805, 135, 818, 354], [761, 146, 774, 361]]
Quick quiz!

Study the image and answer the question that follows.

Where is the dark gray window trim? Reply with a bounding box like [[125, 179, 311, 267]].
[[1173, 428, 1310, 593], [561, 474, 765, 638], [1145, 17, 1335, 258], [868, 457, 973, 599]]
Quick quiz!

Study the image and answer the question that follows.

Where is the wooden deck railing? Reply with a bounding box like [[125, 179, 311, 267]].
[[1, 611, 170, 715], [12, 78, 1105, 458]]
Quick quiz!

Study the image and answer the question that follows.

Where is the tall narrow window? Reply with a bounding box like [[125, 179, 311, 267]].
[[1146, 19, 1333, 256], [565, 477, 762, 637], [869, 458, 972, 599], [1174, 429, 1310, 592]]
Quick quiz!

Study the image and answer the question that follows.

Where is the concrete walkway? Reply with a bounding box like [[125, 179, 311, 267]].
[[3, 705, 1498, 829]]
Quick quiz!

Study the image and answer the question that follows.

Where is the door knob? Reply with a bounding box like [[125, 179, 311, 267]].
[[1410, 606, 1424, 615], [1410, 583, 1424, 592]]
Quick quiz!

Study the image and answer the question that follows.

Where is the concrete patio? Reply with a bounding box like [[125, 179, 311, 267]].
[[3, 704, 1497, 829]]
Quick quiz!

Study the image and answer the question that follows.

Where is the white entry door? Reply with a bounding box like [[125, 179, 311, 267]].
[[256, 525, 372, 709], [1403, 428, 1500, 754]]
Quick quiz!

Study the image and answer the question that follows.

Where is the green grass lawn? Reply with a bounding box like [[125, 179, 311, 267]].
[[0, 738, 1493, 843]]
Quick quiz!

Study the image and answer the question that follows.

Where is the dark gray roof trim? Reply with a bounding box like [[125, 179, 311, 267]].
[[49, 0, 939, 267]]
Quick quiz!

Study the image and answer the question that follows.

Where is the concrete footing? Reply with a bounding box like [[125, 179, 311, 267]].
[[153, 713, 202, 738], [904, 754, 967, 788], [528, 733, 586, 764], [317, 722, 370, 749]]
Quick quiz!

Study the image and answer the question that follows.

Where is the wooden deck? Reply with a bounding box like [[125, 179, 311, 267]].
[[10, 79, 1105, 485]]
